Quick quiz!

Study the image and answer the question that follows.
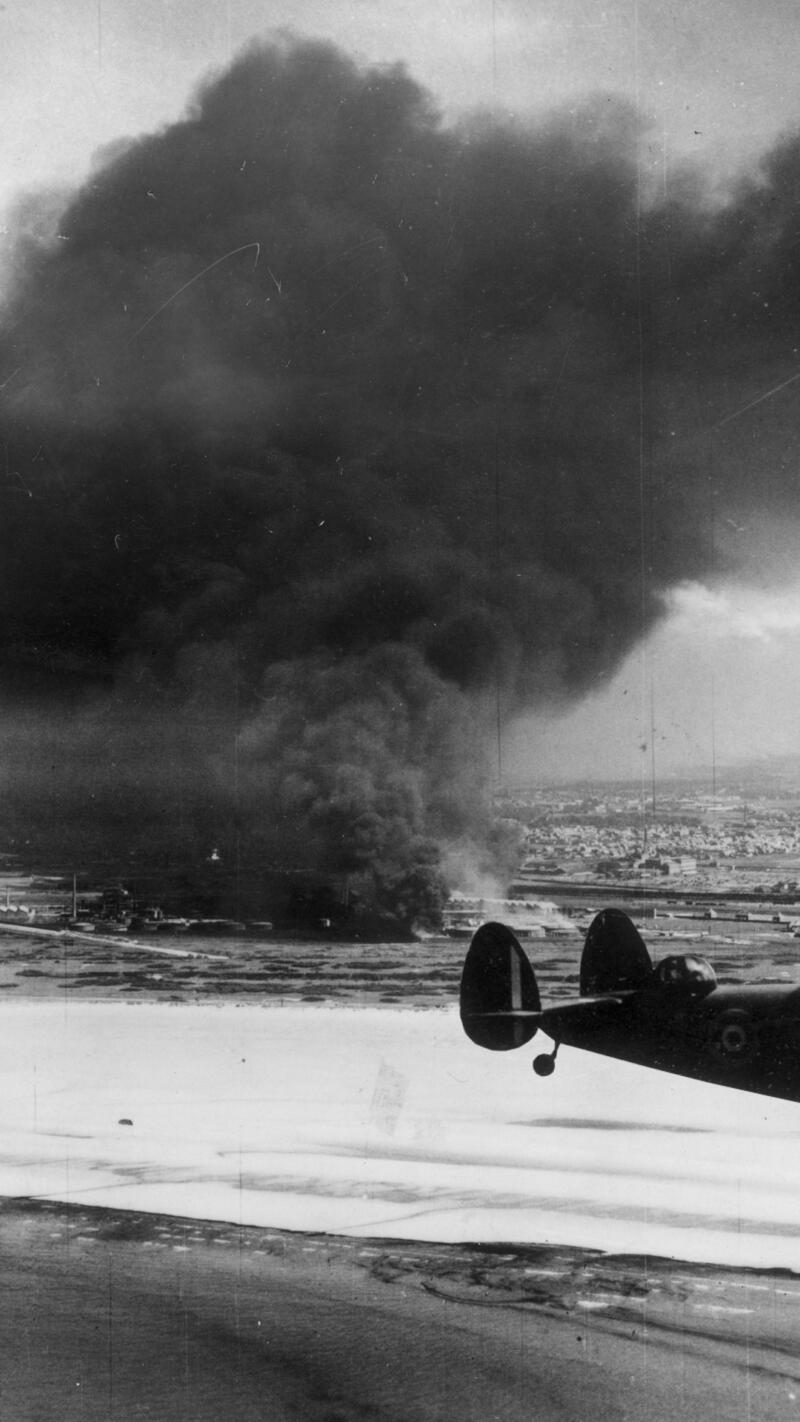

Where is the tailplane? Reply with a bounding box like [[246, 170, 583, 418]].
[[459, 921, 541, 1050]]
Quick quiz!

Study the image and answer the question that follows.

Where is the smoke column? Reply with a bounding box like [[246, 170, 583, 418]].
[[0, 37, 798, 920]]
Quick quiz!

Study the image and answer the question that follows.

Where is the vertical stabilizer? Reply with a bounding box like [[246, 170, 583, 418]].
[[459, 922, 540, 1050], [580, 908, 652, 995]]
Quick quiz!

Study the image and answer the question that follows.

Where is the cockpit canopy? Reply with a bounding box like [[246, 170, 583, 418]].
[[653, 954, 717, 988]]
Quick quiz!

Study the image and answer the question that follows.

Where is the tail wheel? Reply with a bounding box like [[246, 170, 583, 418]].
[[707, 1009, 758, 1065], [533, 1043, 559, 1077]]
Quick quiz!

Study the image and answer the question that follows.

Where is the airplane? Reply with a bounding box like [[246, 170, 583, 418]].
[[459, 907, 800, 1104]]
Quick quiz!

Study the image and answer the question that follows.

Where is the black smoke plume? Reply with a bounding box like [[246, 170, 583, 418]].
[[0, 37, 797, 920]]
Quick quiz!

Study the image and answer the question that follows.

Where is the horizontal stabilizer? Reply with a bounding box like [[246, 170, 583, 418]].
[[537, 995, 629, 1040], [460, 922, 541, 1051], [580, 908, 652, 995]]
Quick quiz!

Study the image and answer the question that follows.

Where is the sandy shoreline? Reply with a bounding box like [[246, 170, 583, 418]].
[[2, 1197, 798, 1420]]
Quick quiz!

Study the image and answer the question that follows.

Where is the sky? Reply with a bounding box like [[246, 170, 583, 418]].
[[2, 0, 800, 858], [507, 579, 800, 781], [4, 0, 800, 213]]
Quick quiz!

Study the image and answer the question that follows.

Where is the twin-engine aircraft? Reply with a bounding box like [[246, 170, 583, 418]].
[[460, 908, 800, 1104]]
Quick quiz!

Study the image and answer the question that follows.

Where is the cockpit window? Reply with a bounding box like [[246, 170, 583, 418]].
[[654, 954, 717, 987]]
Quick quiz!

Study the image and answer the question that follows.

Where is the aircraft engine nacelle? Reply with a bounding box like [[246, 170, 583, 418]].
[[459, 921, 541, 1050]]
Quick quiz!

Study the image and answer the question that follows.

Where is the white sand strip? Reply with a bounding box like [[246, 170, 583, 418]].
[[1, 999, 799, 1270]]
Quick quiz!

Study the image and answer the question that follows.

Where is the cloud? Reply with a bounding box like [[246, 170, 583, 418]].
[[665, 582, 800, 644]]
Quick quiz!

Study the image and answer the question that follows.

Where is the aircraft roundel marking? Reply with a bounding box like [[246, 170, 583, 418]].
[[707, 1009, 758, 1065], [720, 1022, 748, 1054]]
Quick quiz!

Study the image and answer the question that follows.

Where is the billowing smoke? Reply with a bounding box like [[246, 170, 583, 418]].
[[0, 37, 798, 921]]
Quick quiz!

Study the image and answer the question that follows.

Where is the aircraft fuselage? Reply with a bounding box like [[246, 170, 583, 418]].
[[538, 982, 800, 1102]]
